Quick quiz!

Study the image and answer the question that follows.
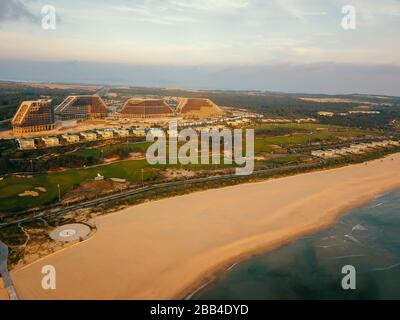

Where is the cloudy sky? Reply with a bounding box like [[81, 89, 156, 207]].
[[0, 0, 399, 94]]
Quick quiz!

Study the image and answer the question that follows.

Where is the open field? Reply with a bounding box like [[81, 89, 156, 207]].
[[11, 153, 400, 300]]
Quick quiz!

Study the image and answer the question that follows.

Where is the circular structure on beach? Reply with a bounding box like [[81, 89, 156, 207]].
[[49, 224, 91, 242]]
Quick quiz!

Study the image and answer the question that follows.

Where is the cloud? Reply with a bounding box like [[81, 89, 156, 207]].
[[1, 0, 400, 69], [168, 0, 250, 11], [112, 4, 198, 25], [0, 0, 37, 23], [274, 0, 327, 20], [112, 0, 250, 25]]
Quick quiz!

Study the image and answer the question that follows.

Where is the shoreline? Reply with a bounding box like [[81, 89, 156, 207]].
[[11, 153, 400, 300], [180, 190, 392, 300]]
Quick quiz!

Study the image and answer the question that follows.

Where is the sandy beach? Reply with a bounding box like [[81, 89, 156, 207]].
[[11, 153, 400, 300]]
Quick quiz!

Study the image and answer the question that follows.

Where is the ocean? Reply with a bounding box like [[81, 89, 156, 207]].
[[194, 189, 400, 300]]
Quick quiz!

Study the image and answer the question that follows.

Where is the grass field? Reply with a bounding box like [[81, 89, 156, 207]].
[[253, 123, 332, 134], [254, 127, 376, 147], [0, 159, 153, 212]]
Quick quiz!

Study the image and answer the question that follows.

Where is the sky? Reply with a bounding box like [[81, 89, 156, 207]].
[[0, 0, 399, 95]]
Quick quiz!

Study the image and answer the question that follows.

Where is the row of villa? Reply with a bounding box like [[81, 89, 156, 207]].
[[311, 140, 400, 159], [17, 127, 148, 150], [262, 117, 317, 123], [178, 114, 263, 129], [317, 111, 381, 117]]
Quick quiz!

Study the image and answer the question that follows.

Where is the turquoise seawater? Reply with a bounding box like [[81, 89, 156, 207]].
[[194, 189, 400, 300]]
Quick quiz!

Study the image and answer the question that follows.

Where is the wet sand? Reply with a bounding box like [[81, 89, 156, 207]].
[[11, 153, 400, 300]]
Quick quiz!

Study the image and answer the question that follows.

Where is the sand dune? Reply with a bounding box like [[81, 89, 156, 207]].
[[11, 154, 400, 300]]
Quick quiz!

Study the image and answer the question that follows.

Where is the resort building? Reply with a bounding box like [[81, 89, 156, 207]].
[[12, 99, 55, 134], [113, 129, 130, 138], [60, 134, 80, 145], [16, 139, 36, 150], [55, 95, 108, 120], [349, 110, 381, 115], [79, 132, 98, 142], [317, 112, 335, 117], [226, 119, 251, 127], [120, 99, 174, 118], [39, 137, 60, 148], [96, 130, 114, 140], [131, 128, 147, 137], [262, 118, 291, 123], [312, 140, 400, 159], [176, 98, 224, 117], [296, 118, 317, 123]]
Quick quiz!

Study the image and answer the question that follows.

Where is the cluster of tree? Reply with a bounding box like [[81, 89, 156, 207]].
[[318, 107, 400, 130], [118, 148, 132, 159], [0, 139, 17, 154]]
